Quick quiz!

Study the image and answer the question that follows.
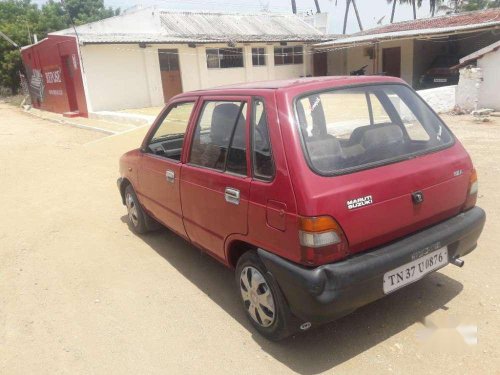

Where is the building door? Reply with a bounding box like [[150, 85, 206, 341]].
[[61, 55, 78, 112], [382, 47, 401, 78], [158, 49, 183, 103], [313, 51, 328, 76]]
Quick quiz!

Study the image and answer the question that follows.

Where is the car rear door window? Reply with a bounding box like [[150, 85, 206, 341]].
[[252, 99, 274, 180], [147, 101, 195, 160], [190, 100, 248, 175]]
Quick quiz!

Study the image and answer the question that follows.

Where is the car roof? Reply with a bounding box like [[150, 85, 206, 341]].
[[175, 76, 406, 98]]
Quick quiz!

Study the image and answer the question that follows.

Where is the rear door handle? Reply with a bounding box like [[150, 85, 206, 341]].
[[166, 169, 175, 183], [225, 187, 240, 205]]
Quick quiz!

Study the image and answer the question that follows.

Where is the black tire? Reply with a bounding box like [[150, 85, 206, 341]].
[[124, 184, 151, 234], [235, 251, 297, 341]]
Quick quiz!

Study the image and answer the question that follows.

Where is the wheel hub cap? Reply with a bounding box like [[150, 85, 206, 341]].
[[125, 193, 139, 227], [240, 266, 275, 327]]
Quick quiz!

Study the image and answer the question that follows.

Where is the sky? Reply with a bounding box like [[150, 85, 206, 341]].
[[31, 0, 446, 34]]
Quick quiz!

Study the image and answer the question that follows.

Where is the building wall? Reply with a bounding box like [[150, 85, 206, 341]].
[[21, 35, 88, 115], [456, 67, 482, 111], [80, 44, 154, 111], [478, 50, 500, 110], [325, 39, 414, 84], [81, 42, 312, 112], [327, 49, 347, 75], [417, 85, 457, 113]]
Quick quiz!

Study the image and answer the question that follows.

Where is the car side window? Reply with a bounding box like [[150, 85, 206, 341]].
[[147, 102, 195, 161], [252, 99, 275, 180], [190, 100, 248, 175]]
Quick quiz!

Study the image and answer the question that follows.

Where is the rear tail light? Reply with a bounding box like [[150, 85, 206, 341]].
[[298, 216, 348, 265], [463, 168, 478, 211]]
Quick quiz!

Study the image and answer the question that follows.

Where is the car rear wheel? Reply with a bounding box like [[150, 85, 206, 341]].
[[235, 251, 296, 341]]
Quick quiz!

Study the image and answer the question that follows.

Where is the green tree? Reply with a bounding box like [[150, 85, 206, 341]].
[[0, 0, 39, 92], [461, 0, 500, 10], [61, 0, 118, 26], [386, 0, 444, 19]]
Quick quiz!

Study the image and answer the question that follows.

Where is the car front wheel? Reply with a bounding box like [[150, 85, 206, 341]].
[[124, 185, 150, 234]]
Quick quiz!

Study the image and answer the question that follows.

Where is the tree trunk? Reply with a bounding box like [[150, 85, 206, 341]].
[[314, 0, 321, 13], [351, 0, 363, 31], [390, 0, 397, 23], [291, 0, 297, 14], [343, 0, 351, 34]]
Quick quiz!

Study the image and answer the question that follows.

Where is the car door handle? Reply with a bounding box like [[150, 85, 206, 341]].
[[225, 187, 240, 205], [166, 169, 175, 183]]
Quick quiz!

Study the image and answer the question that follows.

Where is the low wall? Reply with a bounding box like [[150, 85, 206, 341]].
[[456, 67, 482, 112], [416, 85, 457, 113]]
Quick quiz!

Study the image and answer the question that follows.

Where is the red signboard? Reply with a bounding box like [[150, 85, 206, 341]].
[[21, 35, 88, 116]]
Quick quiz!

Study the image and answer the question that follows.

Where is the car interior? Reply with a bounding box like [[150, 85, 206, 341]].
[[296, 88, 448, 173], [190, 102, 247, 175]]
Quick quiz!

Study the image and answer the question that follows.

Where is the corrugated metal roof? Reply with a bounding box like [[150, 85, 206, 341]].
[[53, 8, 329, 44], [316, 8, 500, 47], [158, 11, 323, 41]]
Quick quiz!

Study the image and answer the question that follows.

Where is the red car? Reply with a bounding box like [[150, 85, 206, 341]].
[[118, 76, 485, 340]]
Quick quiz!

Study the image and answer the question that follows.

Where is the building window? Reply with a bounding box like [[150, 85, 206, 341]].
[[252, 48, 266, 66], [158, 49, 180, 71], [206, 48, 244, 69], [274, 46, 303, 65]]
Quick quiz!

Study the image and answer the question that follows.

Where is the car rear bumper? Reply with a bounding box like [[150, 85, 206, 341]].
[[258, 207, 486, 325]]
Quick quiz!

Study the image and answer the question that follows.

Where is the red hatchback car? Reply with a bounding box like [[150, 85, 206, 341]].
[[118, 76, 485, 340]]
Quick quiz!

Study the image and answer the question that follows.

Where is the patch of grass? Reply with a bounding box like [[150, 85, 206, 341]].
[[1, 94, 28, 107]]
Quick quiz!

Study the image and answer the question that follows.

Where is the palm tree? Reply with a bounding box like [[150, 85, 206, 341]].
[[387, 0, 443, 23], [342, 0, 364, 34]]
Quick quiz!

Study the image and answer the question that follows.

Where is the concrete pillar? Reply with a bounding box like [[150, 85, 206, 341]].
[[244, 44, 253, 82], [266, 44, 275, 80], [196, 46, 207, 89], [142, 48, 153, 106]]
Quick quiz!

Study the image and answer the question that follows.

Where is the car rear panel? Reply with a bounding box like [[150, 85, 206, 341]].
[[294, 141, 472, 255]]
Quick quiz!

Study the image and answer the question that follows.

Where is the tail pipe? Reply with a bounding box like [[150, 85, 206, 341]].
[[450, 257, 464, 268]]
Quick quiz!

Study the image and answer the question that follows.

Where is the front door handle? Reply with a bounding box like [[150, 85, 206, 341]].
[[225, 187, 240, 205], [166, 169, 175, 183]]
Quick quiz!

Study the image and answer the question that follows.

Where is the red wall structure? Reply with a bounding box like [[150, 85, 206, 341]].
[[21, 35, 88, 117]]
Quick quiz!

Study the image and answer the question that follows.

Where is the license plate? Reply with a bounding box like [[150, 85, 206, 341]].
[[434, 78, 447, 83], [383, 246, 448, 294]]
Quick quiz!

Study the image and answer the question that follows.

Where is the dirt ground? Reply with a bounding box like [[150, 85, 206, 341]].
[[0, 102, 499, 374]]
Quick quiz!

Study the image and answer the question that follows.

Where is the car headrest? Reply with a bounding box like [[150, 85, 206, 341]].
[[360, 124, 404, 149], [307, 137, 344, 160], [211, 103, 244, 146]]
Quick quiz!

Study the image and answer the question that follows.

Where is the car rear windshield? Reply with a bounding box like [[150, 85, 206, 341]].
[[295, 84, 454, 175]]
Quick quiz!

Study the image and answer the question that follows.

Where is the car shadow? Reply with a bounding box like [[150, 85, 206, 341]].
[[123, 218, 464, 375]]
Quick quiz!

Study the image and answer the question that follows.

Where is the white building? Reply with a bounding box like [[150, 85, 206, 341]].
[[456, 40, 500, 111], [314, 9, 500, 89], [52, 8, 328, 112]]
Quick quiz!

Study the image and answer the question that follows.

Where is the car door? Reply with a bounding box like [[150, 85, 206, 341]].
[[137, 99, 198, 239], [180, 96, 251, 261]]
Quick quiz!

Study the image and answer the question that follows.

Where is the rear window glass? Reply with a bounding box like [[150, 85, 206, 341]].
[[295, 84, 453, 175]]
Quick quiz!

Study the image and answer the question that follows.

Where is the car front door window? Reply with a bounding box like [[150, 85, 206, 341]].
[[148, 101, 195, 161]]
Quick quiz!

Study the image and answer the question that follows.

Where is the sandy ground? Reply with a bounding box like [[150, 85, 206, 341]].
[[0, 103, 499, 374], [121, 106, 163, 117]]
